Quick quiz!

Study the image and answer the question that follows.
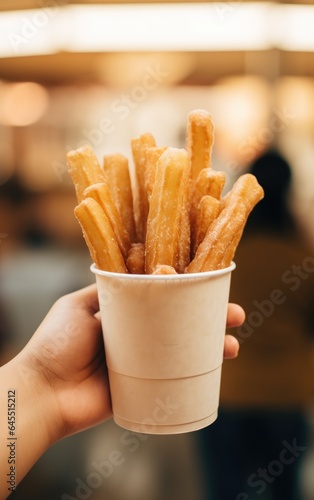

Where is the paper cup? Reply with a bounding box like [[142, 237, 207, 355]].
[[91, 262, 235, 435]]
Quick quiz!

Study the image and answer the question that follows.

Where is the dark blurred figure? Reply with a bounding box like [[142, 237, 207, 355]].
[[198, 149, 314, 500]]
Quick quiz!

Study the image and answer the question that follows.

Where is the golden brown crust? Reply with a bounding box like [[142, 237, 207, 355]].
[[67, 145, 106, 203], [74, 198, 128, 273], [68, 111, 264, 275]]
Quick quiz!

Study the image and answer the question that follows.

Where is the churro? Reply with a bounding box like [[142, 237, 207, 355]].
[[194, 169, 226, 201], [152, 265, 178, 275], [67, 145, 106, 203], [74, 198, 128, 273], [131, 133, 156, 243], [69, 108, 264, 276], [187, 174, 264, 273], [145, 148, 190, 274], [193, 195, 221, 256], [84, 182, 130, 259], [186, 109, 214, 187], [126, 243, 145, 275], [190, 169, 226, 247], [103, 153, 137, 243], [145, 146, 167, 200]]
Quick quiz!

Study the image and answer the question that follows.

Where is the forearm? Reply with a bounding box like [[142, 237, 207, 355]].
[[0, 352, 55, 499]]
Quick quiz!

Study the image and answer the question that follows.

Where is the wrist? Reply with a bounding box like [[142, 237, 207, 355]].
[[0, 347, 64, 495], [12, 346, 65, 446]]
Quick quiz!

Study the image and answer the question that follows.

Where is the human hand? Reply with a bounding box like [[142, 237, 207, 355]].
[[0, 284, 110, 498], [20, 286, 244, 442], [18, 285, 242, 439], [18, 285, 243, 442], [19, 284, 111, 444], [224, 303, 244, 359], [0, 285, 244, 496]]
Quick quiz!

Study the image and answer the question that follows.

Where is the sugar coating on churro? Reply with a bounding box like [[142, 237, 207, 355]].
[[67, 110, 264, 274]]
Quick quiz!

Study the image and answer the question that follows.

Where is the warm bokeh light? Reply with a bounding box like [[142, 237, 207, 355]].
[[213, 76, 271, 167], [95, 52, 196, 87], [0, 82, 49, 127], [275, 77, 314, 131]]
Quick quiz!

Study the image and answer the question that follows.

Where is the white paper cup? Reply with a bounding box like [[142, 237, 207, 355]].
[[91, 262, 235, 435]]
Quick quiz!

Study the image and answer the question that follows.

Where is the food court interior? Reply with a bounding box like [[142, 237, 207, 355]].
[[0, 1, 314, 499]]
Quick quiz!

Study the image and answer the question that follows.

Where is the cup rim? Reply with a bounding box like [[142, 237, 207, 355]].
[[90, 261, 236, 280]]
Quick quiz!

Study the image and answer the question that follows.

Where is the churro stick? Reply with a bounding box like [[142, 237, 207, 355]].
[[131, 133, 156, 243], [194, 169, 226, 201], [187, 174, 264, 272], [193, 195, 221, 256], [67, 145, 106, 203], [126, 243, 145, 274], [74, 198, 128, 273], [220, 226, 244, 270], [145, 146, 167, 199], [84, 183, 130, 259], [103, 153, 137, 243], [190, 169, 226, 242], [186, 110, 214, 188], [178, 184, 191, 273], [145, 148, 190, 274], [152, 265, 178, 275]]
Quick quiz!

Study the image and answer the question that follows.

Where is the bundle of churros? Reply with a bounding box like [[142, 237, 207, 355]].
[[67, 109, 264, 275]]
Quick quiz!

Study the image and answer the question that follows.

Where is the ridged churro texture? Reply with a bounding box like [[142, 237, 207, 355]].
[[187, 109, 214, 185], [74, 198, 127, 273], [84, 182, 130, 260], [103, 153, 137, 244], [67, 145, 106, 203], [131, 132, 156, 243], [187, 174, 264, 273], [145, 148, 190, 274], [67, 108, 264, 274]]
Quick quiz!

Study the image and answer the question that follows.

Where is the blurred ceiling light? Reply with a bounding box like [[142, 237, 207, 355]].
[[273, 5, 314, 51], [0, 82, 49, 126], [64, 3, 270, 52], [0, 2, 314, 57]]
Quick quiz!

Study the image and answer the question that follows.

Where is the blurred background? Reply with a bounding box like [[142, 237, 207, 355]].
[[1, 0, 314, 499]]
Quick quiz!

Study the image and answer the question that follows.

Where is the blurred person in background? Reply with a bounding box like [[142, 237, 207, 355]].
[[197, 149, 314, 500]]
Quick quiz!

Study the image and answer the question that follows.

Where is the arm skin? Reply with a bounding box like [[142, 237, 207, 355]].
[[0, 284, 244, 499]]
